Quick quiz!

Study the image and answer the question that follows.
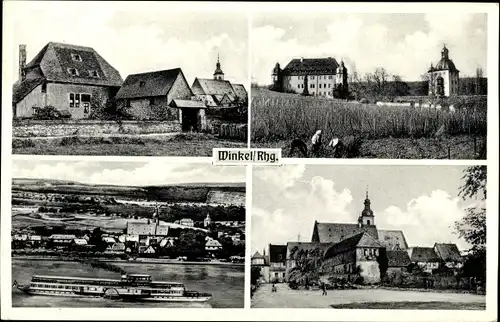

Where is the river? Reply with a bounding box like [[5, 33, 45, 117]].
[[12, 258, 244, 308]]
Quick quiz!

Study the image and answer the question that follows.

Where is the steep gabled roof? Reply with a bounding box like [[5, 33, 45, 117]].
[[115, 68, 187, 99], [269, 244, 287, 263], [231, 84, 247, 101], [409, 247, 440, 262], [433, 243, 463, 262], [22, 42, 123, 87], [377, 230, 409, 250], [282, 58, 339, 76], [312, 221, 379, 244], [387, 250, 411, 267], [252, 251, 264, 259], [192, 78, 237, 98], [170, 99, 207, 109], [324, 232, 385, 259]]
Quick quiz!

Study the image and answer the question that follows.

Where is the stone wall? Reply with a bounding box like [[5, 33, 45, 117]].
[[13, 120, 181, 138]]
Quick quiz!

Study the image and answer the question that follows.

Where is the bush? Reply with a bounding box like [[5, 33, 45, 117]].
[[33, 106, 71, 120]]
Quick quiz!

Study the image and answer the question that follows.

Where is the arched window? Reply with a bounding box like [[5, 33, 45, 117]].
[[436, 76, 444, 96]]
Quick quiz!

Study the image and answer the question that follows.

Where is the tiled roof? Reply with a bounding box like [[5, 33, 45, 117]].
[[434, 243, 463, 262], [115, 68, 187, 99], [312, 221, 379, 244], [377, 230, 409, 250], [12, 78, 44, 104], [324, 232, 385, 259], [409, 247, 440, 262], [282, 58, 339, 75], [192, 78, 237, 97], [23, 42, 123, 87], [285, 242, 331, 259], [386, 250, 411, 267], [269, 244, 287, 263]]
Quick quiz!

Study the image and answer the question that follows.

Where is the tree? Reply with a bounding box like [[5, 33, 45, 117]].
[[177, 230, 206, 259], [89, 227, 107, 252], [288, 246, 323, 288], [455, 166, 486, 282]]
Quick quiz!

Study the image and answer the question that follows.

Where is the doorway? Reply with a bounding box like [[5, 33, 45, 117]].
[[181, 108, 199, 132]]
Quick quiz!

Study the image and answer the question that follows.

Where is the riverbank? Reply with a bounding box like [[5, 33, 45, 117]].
[[12, 255, 244, 267]]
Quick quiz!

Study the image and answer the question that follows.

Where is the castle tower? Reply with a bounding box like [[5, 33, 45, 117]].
[[213, 54, 224, 80], [358, 187, 375, 226]]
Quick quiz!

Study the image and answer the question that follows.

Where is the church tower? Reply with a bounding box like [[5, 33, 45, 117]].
[[271, 62, 282, 91], [358, 187, 375, 227], [204, 213, 212, 227], [213, 54, 224, 80], [335, 60, 349, 98]]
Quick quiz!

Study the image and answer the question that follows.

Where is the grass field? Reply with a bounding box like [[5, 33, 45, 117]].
[[12, 133, 246, 156], [251, 88, 487, 159]]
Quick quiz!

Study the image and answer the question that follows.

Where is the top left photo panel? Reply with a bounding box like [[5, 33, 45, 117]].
[[7, 2, 249, 157]]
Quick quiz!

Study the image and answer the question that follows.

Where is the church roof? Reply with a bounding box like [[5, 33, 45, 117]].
[[282, 57, 339, 76], [324, 232, 385, 259], [433, 243, 463, 262], [386, 250, 411, 267], [231, 84, 247, 102], [312, 221, 379, 244], [286, 242, 331, 259], [377, 230, 409, 250], [434, 58, 458, 72], [409, 247, 440, 262], [269, 244, 287, 263]]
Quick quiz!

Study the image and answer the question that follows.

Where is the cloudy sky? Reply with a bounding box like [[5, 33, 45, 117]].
[[12, 160, 246, 186], [251, 13, 487, 85], [252, 165, 483, 254], [5, 1, 248, 86]]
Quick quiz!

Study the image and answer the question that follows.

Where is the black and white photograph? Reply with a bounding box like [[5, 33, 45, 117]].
[[250, 13, 488, 159], [10, 160, 246, 308], [9, 2, 249, 156], [251, 165, 487, 309]]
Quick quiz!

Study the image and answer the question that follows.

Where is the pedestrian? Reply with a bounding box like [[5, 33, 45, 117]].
[[321, 282, 327, 296], [271, 283, 277, 293]]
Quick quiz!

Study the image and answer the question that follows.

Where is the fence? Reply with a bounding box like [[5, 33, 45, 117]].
[[218, 123, 248, 141]]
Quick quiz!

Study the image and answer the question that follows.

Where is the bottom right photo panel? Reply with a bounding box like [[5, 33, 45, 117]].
[[250, 165, 486, 309]]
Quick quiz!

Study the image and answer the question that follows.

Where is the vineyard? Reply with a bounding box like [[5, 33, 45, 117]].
[[250, 88, 487, 159]]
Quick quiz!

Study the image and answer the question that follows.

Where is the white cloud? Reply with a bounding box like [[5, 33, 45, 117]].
[[377, 189, 469, 249], [252, 14, 486, 84]]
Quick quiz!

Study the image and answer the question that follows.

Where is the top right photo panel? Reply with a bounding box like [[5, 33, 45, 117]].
[[250, 12, 488, 159]]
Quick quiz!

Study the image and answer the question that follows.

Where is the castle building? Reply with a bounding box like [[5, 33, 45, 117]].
[[271, 57, 348, 98], [427, 45, 460, 97]]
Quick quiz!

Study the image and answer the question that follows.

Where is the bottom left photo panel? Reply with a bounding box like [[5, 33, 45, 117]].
[[9, 159, 246, 308]]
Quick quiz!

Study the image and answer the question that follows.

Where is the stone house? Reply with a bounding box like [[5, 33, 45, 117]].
[[191, 78, 238, 107], [407, 247, 440, 273], [115, 68, 193, 121], [179, 218, 194, 227], [321, 232, 386, 284], [205, 239, 223, 252], [12, 42, 123, 119]]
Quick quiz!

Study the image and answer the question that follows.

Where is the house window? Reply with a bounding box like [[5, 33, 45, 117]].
[[68, 68, 79, 76], [75, 94, 80, 108], [329, 76, 333, 79], [328, 84, 331, 88], [319, 84, 322, 88], [311, 76, 315, 80], [71, 53, 82, 62], [364, 249, 368, 256], [69, 93, 75, 107], [81, 94, 91, 113], [41, 83, 47, 93], [149, 98, 155, 105], [375, 249, 379, 256], [88, 70, 100, 78]]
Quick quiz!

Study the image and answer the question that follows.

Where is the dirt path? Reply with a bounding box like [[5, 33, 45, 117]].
[[251, 284, 486, 308]]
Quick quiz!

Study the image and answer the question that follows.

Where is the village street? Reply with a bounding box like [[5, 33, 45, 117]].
[[251, 284, 486, 309]]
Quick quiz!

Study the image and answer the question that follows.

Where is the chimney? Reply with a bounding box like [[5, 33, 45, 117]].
[[19, 44, 27, 81]]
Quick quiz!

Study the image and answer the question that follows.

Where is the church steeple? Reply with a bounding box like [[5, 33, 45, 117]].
[[213, 53, 224, 80], [359, 186, 375, 226], [441, 44, 449, 59]]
